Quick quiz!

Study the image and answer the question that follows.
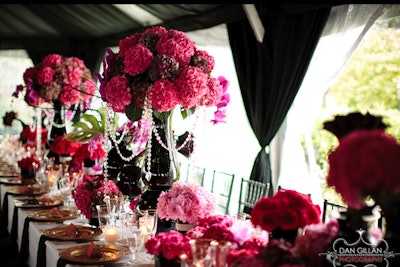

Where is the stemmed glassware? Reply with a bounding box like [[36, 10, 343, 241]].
[[124, 212, 145, 262], [140, 209, 158, 238]]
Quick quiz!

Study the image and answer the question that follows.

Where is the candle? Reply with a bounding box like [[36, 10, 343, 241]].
[[104, 226, 119, 243]]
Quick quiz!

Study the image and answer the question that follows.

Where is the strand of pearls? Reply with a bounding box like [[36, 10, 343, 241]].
[[143, 91, 154, 181], [35, 107, 42, 157], [151, 108, 201, 152], [102, 111, 110, 195]]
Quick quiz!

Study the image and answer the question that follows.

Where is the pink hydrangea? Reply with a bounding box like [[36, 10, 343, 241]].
[[97, 25, 230, 123], [157, 181, 216, 224]]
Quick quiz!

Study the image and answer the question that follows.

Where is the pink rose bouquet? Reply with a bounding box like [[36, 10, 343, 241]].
[[13, 53, 96, 107], [157, 181, 216, 224]]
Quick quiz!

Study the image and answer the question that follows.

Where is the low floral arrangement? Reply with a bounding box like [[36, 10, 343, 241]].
[[324, 111, 400, 209], [50, 134, 82, 156], [97, 26, 230, 124], [17, 154, 40, 170], [13, 53, 96, 107], [231, 219, 339, 267], [19, 125, 48, 147], [71, 174, 121, 219], [250, 189, 321, 232], [157, 181, 216, 224], [145, 230, 192, 260], [145, 214, 269, 264], [69, 136, 106, 171]]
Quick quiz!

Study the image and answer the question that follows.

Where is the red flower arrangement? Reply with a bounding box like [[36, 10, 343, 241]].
[[157, 181, 216, 224], [97, 26, 230, 124], [50, 134, 82, 156], [71, 174, 121, 219], [324, 112, 400, 209], [250, 190, 321, 232], [19, 126, 48, 146], [13, 53, 96, 107], [145, 230, 192, 260], [18, 155, 40, 170]]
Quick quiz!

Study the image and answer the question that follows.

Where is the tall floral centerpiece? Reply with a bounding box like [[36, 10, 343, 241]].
[[97, 26, 230, 211], [13, 53, 96, 163], [323, 111, 400, 264]]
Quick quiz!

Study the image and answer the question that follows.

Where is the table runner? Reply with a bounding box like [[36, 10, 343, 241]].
[[37, 234, 52, 267], [19, 216, 34, 262]]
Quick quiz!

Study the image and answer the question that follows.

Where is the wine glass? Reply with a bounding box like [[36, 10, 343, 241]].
[[140, 209, 158, 238], [124, 212, 144, 262]]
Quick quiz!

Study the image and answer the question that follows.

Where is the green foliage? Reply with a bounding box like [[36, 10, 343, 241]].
[[65, 107, 117, 143]]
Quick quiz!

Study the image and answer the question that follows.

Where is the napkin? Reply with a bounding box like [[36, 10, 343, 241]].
[[65, 223, 79, 236], [86, 241, 96, 258], [41, 195, 52, 204], [49, 208, 63, 217]]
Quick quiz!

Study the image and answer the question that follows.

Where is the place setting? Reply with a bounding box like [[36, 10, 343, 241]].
[[6, 185, 47, 196], [42, 223, 102, 242], [58, 241, 130, 265], [14, 195, 63, 209], [27, 207, 80, 223]]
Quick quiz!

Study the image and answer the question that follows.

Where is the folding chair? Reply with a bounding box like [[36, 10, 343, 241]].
[[186, 164, 206, 186], [322, 199, 347, 223], [238, 177, 270, 217], [211, 169, 235, 215]]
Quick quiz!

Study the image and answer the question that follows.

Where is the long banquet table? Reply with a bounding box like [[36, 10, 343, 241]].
[[0, 182, 154, 267]]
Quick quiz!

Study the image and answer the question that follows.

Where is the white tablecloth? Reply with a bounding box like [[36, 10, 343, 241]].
[[1, 184, 154, 267]]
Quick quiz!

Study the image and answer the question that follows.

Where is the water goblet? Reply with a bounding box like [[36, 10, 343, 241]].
[[140, 209, 158, 238]]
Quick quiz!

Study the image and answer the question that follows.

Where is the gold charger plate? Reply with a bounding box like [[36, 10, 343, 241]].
[[0, 177, 35, 185], [42, 225, 102, 241], [14, 196, 63, 208], [59, 244, 129, 264], [6, 186, 47, 196], [27, 208, 79, 222]]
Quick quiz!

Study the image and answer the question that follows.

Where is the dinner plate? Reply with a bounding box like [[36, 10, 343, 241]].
[[0, 177, 36, 185], [6, 186, 47, 196], [27, 208, 80, 222], [42, 225, 102, 241], [59, 243, 129, 264], [14, 196, 63, 208]]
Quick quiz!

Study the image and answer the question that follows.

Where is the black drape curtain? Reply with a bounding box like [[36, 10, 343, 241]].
[[227, 5, 331, 196]]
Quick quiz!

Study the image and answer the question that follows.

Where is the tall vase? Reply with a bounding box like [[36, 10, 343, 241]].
[[137, 114, 180, 233], [46, 100, 67, 164], [379, 195, 400, 265]]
